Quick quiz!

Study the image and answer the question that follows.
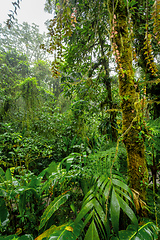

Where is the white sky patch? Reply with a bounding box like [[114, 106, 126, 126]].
[[0, 0, 52, 33]]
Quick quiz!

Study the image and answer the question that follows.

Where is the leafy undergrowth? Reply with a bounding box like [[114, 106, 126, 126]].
[[147, 185, 160, 229], [0, 156, 159, 239]]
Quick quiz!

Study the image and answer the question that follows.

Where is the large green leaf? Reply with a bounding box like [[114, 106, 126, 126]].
[[112, 174, 127, 183], [112, 178, 133, 196], [83, 211, 94, 229], [5, 168, 12, 181], [93, 198, 106, 225], [28, 176, 41, 188], [19, 191, 26, 216], [47, 161, 58, 174], [39, 193, 70, 230], [94, 212, 108, 239], [35, 225, 63, 240], [38, 161, 59, 179], [74, 198, 95, 225], [115, 187, 134, 206], [84, 220, 100, 240], [74, 194, 106, 238], [99, 177, 110, 194], [95, 175, 107, 190], [47, 222, 83, 240], [110, 187, 120, 235], [117, 194, 138, 227], [82, 188, 95, 207], [111, 221, 158, 240], [74, 173, 140, 240]]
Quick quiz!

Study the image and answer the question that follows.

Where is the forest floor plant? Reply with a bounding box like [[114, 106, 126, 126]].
[[35, 143, 159, 239], [0, 125, 159, 239], [0, 147, 159, 239]]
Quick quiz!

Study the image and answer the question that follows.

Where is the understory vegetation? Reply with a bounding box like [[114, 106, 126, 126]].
[[0, 0, 160, 239]]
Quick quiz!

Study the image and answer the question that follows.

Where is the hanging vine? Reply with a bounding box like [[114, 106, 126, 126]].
[[42, 1, 77, 78]]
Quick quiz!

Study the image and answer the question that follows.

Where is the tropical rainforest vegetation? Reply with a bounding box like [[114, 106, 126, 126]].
[[0, 0, 160, 239]]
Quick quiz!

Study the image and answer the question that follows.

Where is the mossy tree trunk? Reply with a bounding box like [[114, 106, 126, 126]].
[[108, 1, 148, 200]]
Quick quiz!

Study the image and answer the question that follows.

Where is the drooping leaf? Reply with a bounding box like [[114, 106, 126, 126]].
[[112, 174, 127, 183], [93, 198, 106, 225], [74, 198, 95, 225], [112, 178, 133, 196], [39, 193, 70, 230], [110, 187, 120, 235], [83, 211, 94, 229], [94, 174, 106, 189], [82, 189, 95, 207], [115, 187, 134, 206], [117, 194, 138, 227], [47, 222, 83, 240], [74, 190, 106, 239], [94, 211, 108, 239], [35, 225, 60, 240], [84, 220, 100, 240]]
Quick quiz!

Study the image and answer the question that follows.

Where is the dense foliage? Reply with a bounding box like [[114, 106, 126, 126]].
[[0, 0, 160, 239]]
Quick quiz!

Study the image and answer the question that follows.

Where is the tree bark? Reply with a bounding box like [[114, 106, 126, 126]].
[[109, 0, 148, 200]]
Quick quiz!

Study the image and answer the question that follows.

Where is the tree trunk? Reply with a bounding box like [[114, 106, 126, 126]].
[[109, 1, 148, 200]]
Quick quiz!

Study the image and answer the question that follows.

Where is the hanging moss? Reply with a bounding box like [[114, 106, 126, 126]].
[[18, 78, 42, 133]]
